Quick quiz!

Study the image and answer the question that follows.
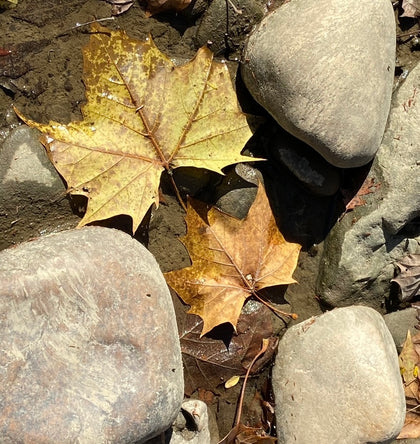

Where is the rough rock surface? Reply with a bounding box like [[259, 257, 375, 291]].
[[0, 227, 183, 443], [147, 399, 218, 443], [241, 0, 395, 168], [195, 0, 265, 56], [316, 61, 420, 310], [272, 306, 405, 444], [0, 126, 79, 251]]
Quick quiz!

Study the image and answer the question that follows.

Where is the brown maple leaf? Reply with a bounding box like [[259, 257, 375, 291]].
[[179, 302, 278, 394], [164, 183, 301, 336], [16, 24, 257, 233]]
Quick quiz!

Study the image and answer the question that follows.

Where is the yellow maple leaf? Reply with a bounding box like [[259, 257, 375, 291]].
[[15, 24, 257, 233], [399, 330, 420, 403], [164, 183, 301, 336]]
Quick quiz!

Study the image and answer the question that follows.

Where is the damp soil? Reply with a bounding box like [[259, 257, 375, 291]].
[[1, 0, 420, 440]]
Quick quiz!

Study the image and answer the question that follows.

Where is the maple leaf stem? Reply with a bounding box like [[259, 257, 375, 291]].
[[168, 172, 187, 212], [252, 291, 298, 320], [406, 404, 420, 414], [234, 339, 269, 428]]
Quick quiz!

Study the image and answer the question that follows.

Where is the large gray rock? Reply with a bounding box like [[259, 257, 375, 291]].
[[272, 306, 405, 444], [0, 126, 79, 251], [0, 227, 183, 443], [316, 61, 420, 310], [241, 0, 395, 168]]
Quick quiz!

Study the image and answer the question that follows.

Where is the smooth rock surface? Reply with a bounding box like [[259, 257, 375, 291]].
[[316, 61, 420, 310], [272, 306, 405, 444], [384, 308, 419, 353], [214, 163, 263, 219], [0, 227, 183, 443], [241, 0, 396, 168], [0, 125, 79, 251]]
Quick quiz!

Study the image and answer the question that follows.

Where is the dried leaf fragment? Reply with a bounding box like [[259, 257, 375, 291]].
[[392, 254, 420, 302], [400, 330, 420, 403], [342, 177, 381, 214], [165, 183, 301, 335], [0, 0, 17, 9], [143, 0, 191, 16], [16, 24, 256, 233], [106, 0, 134, 15], [219, 423, 277, 443], [398, 412, 420, 439], [401, 0, 420, 17], [398, 330, 420, 439], [225, 375, 240, 389]]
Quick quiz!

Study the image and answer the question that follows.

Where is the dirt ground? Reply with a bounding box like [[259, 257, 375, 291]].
[[1, 0, 419, 440]]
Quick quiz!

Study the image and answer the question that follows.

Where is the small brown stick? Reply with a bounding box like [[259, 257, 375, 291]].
[[56, 17, 116, 37], [406, 404, 420, 414], [235, 339, 269, 426], [397, 29, 420, 39], [217, 339, 270, 443], [226, 0, 242, 14]]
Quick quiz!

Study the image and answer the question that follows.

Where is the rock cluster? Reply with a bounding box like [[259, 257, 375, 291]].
[[316, 60, 420, 310], [0, 0, 415, 440]]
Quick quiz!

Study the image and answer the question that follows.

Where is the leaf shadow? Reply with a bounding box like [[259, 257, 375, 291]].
[[205, 322, 235, 350]]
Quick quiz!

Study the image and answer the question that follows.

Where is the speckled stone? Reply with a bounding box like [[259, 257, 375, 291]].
[[0, 226, 183, 443]]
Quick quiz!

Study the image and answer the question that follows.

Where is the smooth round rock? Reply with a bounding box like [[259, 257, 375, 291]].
[[272, 306, 406, 444], [241, 0, 396, 168], [0, 227, 183, 443]]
